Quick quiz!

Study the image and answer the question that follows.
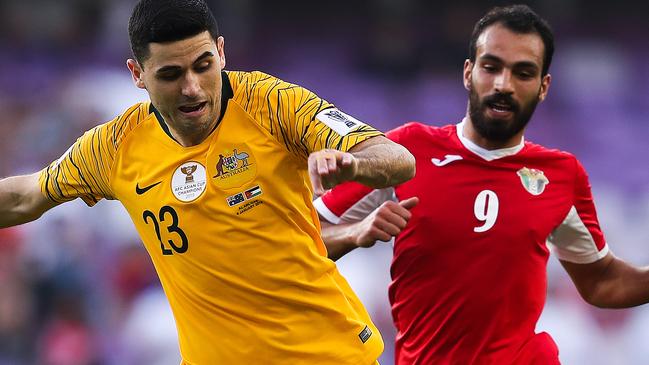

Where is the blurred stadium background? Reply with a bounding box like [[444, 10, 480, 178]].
[[0, 0, 648, 364]]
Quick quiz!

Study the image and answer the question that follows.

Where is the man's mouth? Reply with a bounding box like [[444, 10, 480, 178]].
[[178, 101, 207, 114], [487, 100, 514, 113]]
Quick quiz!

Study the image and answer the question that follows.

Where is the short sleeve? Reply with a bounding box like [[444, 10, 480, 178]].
[[547, 158, 609, 263], [314, 184, 395, 224], [227, 71, 383, 159], [313, 123, 414, 224], [39, 103, 145, 207]]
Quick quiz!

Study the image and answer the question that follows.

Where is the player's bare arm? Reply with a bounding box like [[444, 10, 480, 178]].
[[0, 172, 59, 228], [322, 197, 418, 261], [308, 136, 415, 196], [561, 252, 649, 308]]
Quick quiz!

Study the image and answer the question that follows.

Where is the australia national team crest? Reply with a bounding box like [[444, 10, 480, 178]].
[[171, 161, 207, 202], [208, 145, 257, 190], [517, 167, 549, 196]]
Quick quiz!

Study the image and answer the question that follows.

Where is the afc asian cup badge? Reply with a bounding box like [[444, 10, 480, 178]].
[[171, 161, 207, 202]]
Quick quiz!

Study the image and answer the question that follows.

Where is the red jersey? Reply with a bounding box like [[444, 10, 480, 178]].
[[315, 121, 609, 365]]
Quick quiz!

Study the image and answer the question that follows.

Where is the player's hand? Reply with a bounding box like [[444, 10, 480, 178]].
[[352, 197, 419, 248], [308, 149, 358, 196]]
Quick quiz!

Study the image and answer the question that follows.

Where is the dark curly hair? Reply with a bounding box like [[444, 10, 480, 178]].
[[469, 4, 554, 76]]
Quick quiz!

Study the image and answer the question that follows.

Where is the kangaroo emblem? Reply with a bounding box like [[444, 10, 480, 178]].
[[214, 154, 225, 177]]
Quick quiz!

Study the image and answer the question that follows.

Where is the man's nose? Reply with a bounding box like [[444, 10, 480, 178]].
[[181, 72, 201, 97], [494, 70, 514, 94]]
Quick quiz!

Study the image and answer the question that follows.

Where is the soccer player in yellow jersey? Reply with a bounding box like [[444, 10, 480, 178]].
[[0, 0, 415, 364]]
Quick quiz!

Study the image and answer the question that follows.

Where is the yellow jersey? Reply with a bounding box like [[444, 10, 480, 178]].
[[39, 71, 384, 364]]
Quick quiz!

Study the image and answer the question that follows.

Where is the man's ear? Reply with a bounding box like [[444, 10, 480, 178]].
[[127, 59, 146, 89], [216, 36, 226, 70], [463, 59, 473, 91], [538, 73, 551, 103]]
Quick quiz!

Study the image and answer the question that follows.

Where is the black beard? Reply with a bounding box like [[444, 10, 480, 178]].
[[468, 84, 539, 144]]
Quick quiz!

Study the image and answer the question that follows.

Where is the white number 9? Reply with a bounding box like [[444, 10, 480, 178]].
[[474, 190, 499, 233]]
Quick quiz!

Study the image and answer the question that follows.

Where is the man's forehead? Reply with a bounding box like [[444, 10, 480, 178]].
[[145, 32, 216, 68], [475, 24, 544, 65]]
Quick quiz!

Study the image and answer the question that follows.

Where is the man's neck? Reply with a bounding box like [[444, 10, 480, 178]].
[[167, 118, 218, 147]]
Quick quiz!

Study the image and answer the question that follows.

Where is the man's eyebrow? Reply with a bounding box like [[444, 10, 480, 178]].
[[193, 51, 214, 64], [155, 51, 215, 74], [480, 53, 539, 70], [479, 54, 504, 64]]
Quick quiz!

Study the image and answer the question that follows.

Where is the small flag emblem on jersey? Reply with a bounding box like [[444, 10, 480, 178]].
[[244, 185, 262, 199], [517, 167, 549, 196], [358, 325, 372, 344], [227, 193, 245, 207]]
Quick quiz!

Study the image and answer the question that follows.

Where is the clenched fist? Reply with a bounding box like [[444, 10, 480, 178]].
[[308, 149, 358, 196]]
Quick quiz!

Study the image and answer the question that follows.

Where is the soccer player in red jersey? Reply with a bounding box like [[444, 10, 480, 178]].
[[315, 5, 649, 365]]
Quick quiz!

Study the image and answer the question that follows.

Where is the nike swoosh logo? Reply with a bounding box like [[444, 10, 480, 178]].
[[136, 181, 162, 195], [431, 154, 463, 167]]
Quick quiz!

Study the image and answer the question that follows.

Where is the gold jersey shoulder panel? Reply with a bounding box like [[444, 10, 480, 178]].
[[226, 70, 383, 159], [39, 103, 150, 206]]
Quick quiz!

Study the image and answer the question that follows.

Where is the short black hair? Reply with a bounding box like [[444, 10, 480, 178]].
[[469, 4, 554, 76], [128, 0, 219, 65]]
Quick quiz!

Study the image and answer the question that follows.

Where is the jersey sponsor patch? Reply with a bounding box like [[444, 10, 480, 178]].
[[517, 167, 549, 196], [358, 325, 372, 344], [315, 108, 366, 136], [171, 161, 207, 202]]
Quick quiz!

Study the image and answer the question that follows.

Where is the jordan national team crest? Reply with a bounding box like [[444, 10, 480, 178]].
[[209, 145, 257, 190], [171, 161, 207, 202], [517, 167, 549, 196]]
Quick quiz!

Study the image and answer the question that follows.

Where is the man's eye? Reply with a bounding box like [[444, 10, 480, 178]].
[[196, 62, 212, 72], [517, 70, 535, 79], [158, 73, 180, 81], [482, 64, 497, 72]]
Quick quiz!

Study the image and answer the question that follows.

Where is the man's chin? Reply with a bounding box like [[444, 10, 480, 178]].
[[474, 120, 516, 142], [482, 110, 516, 124]]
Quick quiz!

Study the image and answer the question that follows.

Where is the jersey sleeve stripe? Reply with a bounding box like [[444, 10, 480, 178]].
[[68, 152, 99, 203], [42, 168, 57, 202], [547, 205, 609, 264], [273, 85, 293, 152], [317, 186, 396, 224], [85, 129, 106, 194], [113, 106, 139, 143], [320, 182, 378, 216], [313, 198, 341, 224]]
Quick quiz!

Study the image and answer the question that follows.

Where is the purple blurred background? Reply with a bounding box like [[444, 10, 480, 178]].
[[0, 0, 648, 364]]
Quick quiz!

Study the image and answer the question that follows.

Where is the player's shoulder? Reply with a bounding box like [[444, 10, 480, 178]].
[[524, 141, 576, 159], [92, 102, 152, 147], [386, 121, 456, 143], [523, 140, 583, 170], [226, 70, 295, 95], [116, 102, 151, 124]]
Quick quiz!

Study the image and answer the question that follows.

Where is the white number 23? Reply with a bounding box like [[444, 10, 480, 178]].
[[473, 190, 499, 233]]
